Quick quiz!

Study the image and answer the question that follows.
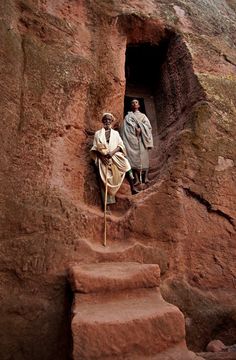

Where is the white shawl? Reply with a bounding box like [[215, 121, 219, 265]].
[[91, 128, 131, 196], [120, 111, 153, 170]]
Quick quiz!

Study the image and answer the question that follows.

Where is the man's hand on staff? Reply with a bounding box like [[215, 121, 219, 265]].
[[100, 154, 110, 165], [106, 146, 121, 159], [97, 152, 110, 165], [99, 151, 115, 165], [98, 146, 121, 165]]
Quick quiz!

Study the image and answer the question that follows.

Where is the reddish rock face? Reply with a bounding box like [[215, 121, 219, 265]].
[[0, 0, 236, 359]]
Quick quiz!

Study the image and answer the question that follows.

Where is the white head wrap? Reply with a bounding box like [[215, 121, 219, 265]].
[[102, 112, 115, 121]]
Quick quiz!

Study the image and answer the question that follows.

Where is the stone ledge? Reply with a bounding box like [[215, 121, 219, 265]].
[[68, 262, 160, 293], [72, 288, 185, 359], [198, 352, 236, 359]]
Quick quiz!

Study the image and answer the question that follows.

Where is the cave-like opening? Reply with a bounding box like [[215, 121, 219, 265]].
[[124, 33, 205, 181], [124, 40, 169, 180]]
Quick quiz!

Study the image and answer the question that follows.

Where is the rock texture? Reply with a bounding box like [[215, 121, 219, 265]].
[[68, 262, 160, 293], [199, 353, 236, 360], [0, 0, 236, 359], [70, 262, 202, 360], [206, 340, 227, 353]]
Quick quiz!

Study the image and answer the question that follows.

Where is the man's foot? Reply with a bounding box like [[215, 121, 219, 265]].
[[143, 170, 150, 184], [133, 170, 140, 186], [131, 187, 140, 195], [105, 205, 112, 215], [126, 170, 140, 194]]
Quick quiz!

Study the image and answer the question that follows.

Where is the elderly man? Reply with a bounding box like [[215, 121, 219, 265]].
[[91, 113, 139, 206], [121, 99, 153, 185]]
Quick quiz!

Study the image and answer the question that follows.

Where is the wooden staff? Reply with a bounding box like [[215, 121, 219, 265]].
[[103, 165, 108, 247]]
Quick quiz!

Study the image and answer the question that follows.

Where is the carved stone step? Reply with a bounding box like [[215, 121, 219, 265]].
[[70, 239, 169, 275], [94, 342, 203, 359], [197, 353, 236, 360], [72, 288, 185, 359], [69, 262, 160, 293], [69, 262, 203, 360]]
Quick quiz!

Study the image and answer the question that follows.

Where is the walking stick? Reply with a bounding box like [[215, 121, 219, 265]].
[[103, 165, 108, 247]]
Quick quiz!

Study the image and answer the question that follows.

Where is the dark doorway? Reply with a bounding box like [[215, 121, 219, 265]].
[[124, 43, 165, 178], [124, 42, 168, 129], [125, 43, 164, 89], [123, 34, 204, 181]]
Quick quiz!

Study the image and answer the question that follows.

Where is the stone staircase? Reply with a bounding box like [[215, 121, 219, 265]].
[[68, 262, 203, 360], [70, 238, 169, 274]]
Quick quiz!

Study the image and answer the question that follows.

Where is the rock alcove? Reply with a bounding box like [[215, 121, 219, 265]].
[[1, 1, 236, 359], [85, 27, 205, 211]]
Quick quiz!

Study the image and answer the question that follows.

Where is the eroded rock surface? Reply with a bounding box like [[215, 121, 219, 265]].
[[0, 0, 236, 359], [70, 262, 203, 360]]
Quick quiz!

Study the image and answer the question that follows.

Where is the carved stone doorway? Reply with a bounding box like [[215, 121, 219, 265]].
[[124, 35, 204, 181], [124, 43, 164, 179]]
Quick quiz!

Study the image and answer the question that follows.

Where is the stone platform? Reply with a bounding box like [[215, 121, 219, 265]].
[[69, 262, 203, 360]]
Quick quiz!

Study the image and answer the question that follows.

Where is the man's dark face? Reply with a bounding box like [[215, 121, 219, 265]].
[[131, 99, 140, 111], [102, 116, 112, 130]]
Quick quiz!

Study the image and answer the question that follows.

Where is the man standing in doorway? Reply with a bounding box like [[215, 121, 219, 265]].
[[120, 99, 153, 185]]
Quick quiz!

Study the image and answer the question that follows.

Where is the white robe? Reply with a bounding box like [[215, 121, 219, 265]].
[[91, 128, 131, 196], [120, 111, 153, 170]]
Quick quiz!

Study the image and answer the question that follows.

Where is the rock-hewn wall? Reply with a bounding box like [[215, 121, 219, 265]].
[[0, 0, 236, 359]]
